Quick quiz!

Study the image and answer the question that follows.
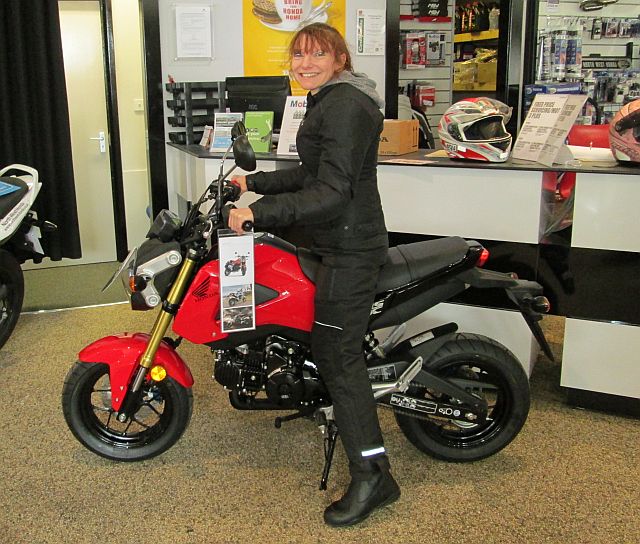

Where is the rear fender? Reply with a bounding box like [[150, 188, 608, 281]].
[[78, 333, 194, 411]]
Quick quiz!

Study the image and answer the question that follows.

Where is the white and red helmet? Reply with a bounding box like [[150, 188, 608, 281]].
[[609, 99, 640, 163], [438, 97, 513, 162]]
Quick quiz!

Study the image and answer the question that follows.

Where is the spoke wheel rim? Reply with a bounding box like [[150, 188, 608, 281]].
[[79, 368, 175, 449]]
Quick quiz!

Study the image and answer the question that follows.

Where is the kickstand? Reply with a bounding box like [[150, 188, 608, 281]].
[[319, 422, 338, 491]]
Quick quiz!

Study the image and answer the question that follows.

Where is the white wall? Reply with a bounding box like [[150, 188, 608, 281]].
[[158, 0, 386, 210]]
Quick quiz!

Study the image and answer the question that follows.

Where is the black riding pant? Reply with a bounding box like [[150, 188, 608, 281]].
[[310, 248, 390, 480]]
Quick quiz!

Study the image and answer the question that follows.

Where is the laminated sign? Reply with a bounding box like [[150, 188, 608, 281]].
[[218, 230, 256, 333]]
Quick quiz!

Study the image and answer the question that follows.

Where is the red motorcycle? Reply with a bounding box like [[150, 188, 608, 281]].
[[62, 125, 553, 487]]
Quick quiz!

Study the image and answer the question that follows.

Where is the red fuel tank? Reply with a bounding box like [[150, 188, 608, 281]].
[[172, 236, 315, 344]]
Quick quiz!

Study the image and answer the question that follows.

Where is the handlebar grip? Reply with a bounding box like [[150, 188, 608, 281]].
[[222, 205, 254, 232]]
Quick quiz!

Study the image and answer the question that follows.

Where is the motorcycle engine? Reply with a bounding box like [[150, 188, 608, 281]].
[[213, 336, 326, 408]]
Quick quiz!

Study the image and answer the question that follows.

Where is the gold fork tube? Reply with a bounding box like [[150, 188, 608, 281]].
[[138, 252, 198, 369]]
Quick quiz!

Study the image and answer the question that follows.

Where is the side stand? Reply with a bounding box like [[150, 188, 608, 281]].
[[319, 422, 338, 490]]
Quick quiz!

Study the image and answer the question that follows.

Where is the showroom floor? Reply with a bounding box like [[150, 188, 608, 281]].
[[2, 266, 637, 543]]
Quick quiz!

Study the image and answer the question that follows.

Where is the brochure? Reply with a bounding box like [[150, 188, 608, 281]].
[[244, 111, 274, 153], [210, 112, 243, 152], [511, 93, 587, 167], [276, 96, 307, 156], [218, 230, 255, 333]]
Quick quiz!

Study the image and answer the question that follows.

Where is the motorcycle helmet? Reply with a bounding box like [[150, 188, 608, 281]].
[[609, 98, 640, 163], [438, 97, 513, 162]]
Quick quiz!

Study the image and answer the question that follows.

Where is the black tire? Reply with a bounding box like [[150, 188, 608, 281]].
[[62, 361, 193, 461], [395, 333, 530, 462], [229, 297, 236, 306], [0, 249, 24, 349]]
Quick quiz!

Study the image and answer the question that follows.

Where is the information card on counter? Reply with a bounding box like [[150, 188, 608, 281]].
[[511, 93, 587, 167]]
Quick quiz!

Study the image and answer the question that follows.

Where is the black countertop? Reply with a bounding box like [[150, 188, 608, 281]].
[[168, 143, 640, 176]]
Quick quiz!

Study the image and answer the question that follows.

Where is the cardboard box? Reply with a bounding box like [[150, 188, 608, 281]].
[[379, 120, 419, 155], [477, 61, 497, 85]]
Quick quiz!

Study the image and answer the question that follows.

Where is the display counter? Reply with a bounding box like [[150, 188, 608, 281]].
[[167, 142, 640, 415]]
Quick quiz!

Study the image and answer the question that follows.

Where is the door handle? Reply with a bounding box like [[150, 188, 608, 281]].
[[90, 131, 107, 153]]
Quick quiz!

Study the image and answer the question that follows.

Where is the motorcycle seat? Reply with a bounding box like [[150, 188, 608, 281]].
[[298, 237, 472, 293], [0, 176, 29, 221], [376, 237, 471, 292], [297, 248, 321, 282]]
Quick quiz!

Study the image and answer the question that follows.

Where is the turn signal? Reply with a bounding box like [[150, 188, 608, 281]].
[[150, 365, 167, 382], [532, 296, 551, 314]]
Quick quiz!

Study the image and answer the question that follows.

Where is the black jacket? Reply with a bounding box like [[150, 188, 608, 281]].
[[247, 82, 387, 253]]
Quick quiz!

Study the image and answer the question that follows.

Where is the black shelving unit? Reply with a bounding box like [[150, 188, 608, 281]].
[[165, 81, 225, 144]]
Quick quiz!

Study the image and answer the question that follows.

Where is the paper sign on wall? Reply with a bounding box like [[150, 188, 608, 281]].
[[218, 230, 255, 333]]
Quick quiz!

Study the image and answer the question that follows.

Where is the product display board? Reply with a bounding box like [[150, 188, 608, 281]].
[[535, 0, 640, 123], [512, 93, 587, 166], [218, 230, 256, 333], [276, 96, 307, 155]]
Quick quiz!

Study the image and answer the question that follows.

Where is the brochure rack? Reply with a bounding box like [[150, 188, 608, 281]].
[[165, 81, 226, 145]]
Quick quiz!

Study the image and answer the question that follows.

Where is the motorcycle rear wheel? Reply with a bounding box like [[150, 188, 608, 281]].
[[62, 362, 193, 461], [0, 249, 24, 349], [395, 333, 530, 462]]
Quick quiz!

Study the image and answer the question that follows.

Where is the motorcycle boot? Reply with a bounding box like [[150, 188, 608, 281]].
[[324, 464, 400, 527]]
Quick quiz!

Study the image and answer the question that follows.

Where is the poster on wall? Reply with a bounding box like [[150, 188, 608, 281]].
[[243, 0, 346, 94], [356, 8, 385, 56]]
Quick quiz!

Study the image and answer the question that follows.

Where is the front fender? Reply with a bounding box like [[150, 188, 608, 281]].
[[79, 333, 194, 411]]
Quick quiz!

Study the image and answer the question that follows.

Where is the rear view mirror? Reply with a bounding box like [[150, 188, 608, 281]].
[[233, 134, 256, 172], [231, 121, 247, 140]]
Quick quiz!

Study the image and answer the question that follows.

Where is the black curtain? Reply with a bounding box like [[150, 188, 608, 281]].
[[0, 0, 81, 260]]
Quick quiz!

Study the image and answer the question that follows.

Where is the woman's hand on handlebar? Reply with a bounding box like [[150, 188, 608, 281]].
[[229, 207, 254, 234], [231, 175, 248, 195]]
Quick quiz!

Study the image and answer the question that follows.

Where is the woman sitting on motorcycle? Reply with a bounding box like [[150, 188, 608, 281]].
[[228, 23, 399, 527]]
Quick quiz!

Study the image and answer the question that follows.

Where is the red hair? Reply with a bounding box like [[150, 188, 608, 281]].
[[287, 23, 353, 72]]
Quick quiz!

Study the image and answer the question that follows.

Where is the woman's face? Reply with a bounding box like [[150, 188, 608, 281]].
[[291, 37, 346, 93]]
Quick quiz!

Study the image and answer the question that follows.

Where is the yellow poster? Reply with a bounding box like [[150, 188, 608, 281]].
[[243, 0, 346, 95]]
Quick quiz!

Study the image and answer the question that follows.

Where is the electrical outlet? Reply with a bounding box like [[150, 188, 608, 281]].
[[133, 98, 144, 112]]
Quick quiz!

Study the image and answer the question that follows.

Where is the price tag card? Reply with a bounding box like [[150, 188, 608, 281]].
[[218, 230, 255, 333]]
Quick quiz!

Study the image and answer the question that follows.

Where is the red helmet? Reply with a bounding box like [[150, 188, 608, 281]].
[[609, 99, 640, 163], [438, 97, 512, 162]]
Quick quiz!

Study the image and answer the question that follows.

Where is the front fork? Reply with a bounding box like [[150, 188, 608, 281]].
[[118, 250, 198, 420]]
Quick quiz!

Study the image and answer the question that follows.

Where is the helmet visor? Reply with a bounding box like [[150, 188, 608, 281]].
[[462, 115, 510, 142]]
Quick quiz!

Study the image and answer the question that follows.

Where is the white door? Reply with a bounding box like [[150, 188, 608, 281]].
[[57, 0, 117, 265]]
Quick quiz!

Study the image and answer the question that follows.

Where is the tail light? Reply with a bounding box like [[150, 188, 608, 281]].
[[477, 248, 490, 267]]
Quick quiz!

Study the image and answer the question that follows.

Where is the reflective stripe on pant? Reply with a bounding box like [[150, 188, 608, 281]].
[[311, 250, 390, 479]]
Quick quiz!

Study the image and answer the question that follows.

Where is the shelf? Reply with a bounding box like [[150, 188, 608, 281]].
[[400, 15, 452, 23], [454, 29, 499, 43], [453, 82, 496, 91]]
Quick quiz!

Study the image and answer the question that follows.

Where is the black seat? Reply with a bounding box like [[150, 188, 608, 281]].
[[297, 247, 321, 282], [376, 237, 471, 292]]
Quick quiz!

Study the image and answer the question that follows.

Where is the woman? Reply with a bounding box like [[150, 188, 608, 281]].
[[228, 23, 399, 527]]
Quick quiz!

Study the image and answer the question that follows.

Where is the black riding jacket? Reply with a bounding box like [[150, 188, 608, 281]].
[[247, 82, 387, 253]]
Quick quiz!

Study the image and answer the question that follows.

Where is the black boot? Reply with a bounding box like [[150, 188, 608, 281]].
[[323, 470, 400, 527]]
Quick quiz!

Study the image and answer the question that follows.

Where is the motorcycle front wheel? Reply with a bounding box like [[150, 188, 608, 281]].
[[0, 249, 24, 349], [62, 362, 193, 461], [395, 333, 530, 462]]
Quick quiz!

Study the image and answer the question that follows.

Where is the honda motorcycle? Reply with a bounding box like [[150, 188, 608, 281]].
[[0, 164, 55, 348], [62, 125, 553, 487], [224, 255, 247, 276]]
